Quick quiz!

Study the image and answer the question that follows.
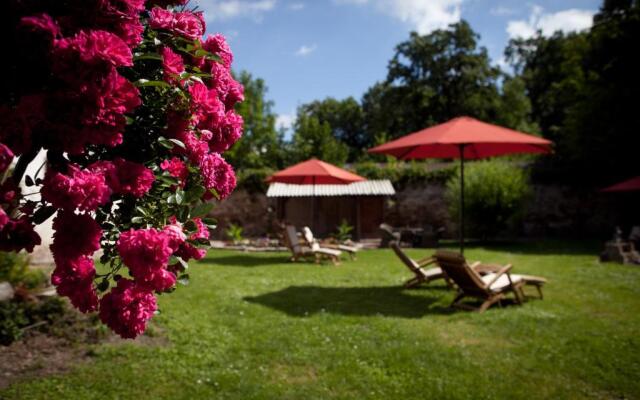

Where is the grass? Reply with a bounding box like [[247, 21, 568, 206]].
[[2, 241, 640, 399]]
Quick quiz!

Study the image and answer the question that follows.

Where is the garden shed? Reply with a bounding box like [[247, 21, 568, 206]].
[[267, 180, 395, 239]]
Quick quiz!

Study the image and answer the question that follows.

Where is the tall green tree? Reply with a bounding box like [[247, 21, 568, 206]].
[[362, 21, 502, 142], [225, 71, 284, 170], [506, 0, 640, 184], [290, 114, 349, 165], [297, 97, 366, 162]]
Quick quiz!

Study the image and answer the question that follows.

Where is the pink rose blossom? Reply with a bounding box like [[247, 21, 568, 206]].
[[203, 34, 233, 68], [41, 164, 111, 211], [149, 8, 205, 40], [117, 228, 177, 292], [94, 158, 155, 198], [53, 30, 133, 80], [0, 217, 41, 253], [160, 157, 188, 185], [52, 256, 98, 313], [20, 13, 60, 41], [173, 11, 205, 40], [189, 218, 210, 240], [50, 210, 103, 261], [0, 209, 8, 230], [161, 47, 185, 83], [199, 153, 236, 199], [99, 279, 157, 339], [209, 110, 243, 153]]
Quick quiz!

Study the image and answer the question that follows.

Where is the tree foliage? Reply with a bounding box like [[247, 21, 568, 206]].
[[362, 21, 503, 141], [225, 71, 284, 170], [290, 114, 349, 165], [447, 160, 530, 239], [297, 97, 366, 162]]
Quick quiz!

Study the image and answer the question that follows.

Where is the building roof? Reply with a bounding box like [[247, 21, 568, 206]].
[[267, 180, 395, 198]]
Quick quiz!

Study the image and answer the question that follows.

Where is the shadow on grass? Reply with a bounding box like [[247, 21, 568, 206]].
[[202, 254, 292, 267], [244, 285, 454, 318]]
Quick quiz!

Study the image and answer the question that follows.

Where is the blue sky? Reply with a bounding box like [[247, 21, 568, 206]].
[[193, 0, 600, 131]]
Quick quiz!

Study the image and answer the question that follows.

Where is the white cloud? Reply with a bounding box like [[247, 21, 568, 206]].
[[295, 44, 317, 56], [507, 5, 595, 39], [289, 2, 305, 10], [335, 0, 463, 34], [276, 113, 295, 131], [490, 6, 516, 16], [195, 0, 277, 22]]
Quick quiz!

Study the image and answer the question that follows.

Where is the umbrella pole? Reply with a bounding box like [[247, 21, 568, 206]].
[[459, 145, 465, 255]]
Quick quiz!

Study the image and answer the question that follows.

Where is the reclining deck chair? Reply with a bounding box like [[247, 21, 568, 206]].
[[390, 242, 450, 288], [302, 227, 360, 260], [283, 225, 342, 265], [434, 250, 546, 312]]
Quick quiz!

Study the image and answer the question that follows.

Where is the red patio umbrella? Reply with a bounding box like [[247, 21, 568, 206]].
[[266, 159, 366, 232], [600, 176, 640, 192], [266, 158, 366, 185], [369, 116, 553, 253]]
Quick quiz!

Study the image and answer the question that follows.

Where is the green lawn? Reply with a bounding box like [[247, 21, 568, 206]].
[[3, 242, 640, 399]]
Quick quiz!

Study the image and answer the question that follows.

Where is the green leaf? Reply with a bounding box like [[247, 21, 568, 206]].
[[97, 279, 110, 293], [190, 202, 214, 218], [175, 189, 184, 205], [131, 216, 145, 224], [168, 139, 186, 149], [186, 185, 206, 203], [158, 136, 174, 149], [183, 220, 197, 233], [135, 79, 171, 88], [203, 217, 217, 230]]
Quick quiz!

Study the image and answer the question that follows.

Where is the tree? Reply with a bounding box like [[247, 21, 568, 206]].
[[290, 114, 349, 165], [362, 21, 502, 142], [506, 0, 640, 184], [297, 97, 366, 162], [225, 71, 285, 170], [495, 76, 540, 135]]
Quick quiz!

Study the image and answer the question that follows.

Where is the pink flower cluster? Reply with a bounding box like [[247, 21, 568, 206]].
[[50, 211, 102, 312], [1, 0, 243, 339]]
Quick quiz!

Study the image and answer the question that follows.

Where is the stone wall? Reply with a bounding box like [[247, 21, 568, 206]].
[[211, 183, 627, 240]]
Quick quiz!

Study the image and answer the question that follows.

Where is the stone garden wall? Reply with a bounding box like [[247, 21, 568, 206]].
[[209, 184, 624, 240]]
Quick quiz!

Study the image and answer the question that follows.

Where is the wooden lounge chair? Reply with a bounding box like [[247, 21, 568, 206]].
[[390, 242, 450, 288], [379, 223, 400, 248], [283, 225, 342, 265], [434, 250, 546, 312], [302, 227, 360, 260]]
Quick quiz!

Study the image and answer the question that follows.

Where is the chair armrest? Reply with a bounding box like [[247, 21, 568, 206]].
[[484, 264, 513, 288], [469, 261, 482, 270], [417, 257, 436, 267]]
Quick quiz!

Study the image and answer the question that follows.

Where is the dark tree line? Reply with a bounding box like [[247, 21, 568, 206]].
[[231, 0, 639, 187]]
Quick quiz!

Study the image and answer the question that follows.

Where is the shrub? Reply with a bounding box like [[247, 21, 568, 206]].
[[446, 160, 530, 239], [0, 297, 66, 346], [0, 251, 46, 289], [225, 223, 244, 244], [334, 219, 354, 243], [1, 1, 243, 338]]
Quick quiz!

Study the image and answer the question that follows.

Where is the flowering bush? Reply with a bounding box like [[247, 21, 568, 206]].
[[0, 1, 243, 338]]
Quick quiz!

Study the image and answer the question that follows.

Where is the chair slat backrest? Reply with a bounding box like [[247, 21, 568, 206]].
[[434, 250, 488, 296], [302, 227, 320, 251], [391, 242, 420, 273], [285, 225, 302, 254]]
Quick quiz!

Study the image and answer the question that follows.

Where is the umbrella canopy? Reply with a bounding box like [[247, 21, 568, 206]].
[[369, 116, 552, 254], [601, 176, 640, 192], [267, 158, 366, 185], [369, 116, 552, 159]]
